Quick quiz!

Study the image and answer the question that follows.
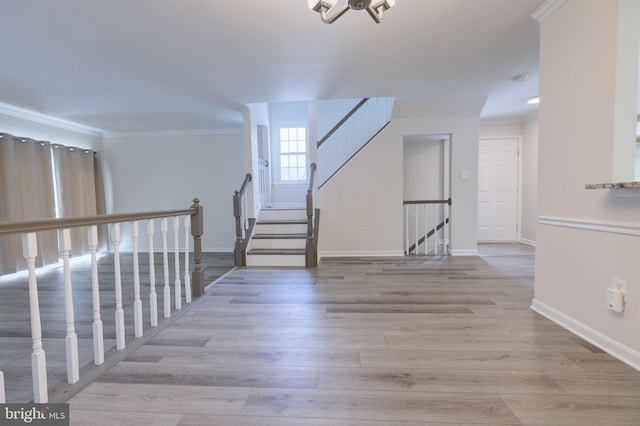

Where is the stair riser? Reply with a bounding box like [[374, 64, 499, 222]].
[[250, 239, 306, 250], [246, 254, 306, 267], [255, 224, 308, 234], [259, 209, 307, 221]]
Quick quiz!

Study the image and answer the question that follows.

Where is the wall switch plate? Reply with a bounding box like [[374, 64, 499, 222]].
[[362, 226, 368, 236], [460, 170, 471, 180]]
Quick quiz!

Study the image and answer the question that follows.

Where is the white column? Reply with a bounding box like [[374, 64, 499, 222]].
[[111, 224, 126, 350], [161, 217, 171, 318], [183, 215, 192, 304], [88, 226, 104, 366], [131, 221, 143, 338], [60, 229, 80, 382], [22, 233, 48, 403], [148, 220, 158, 327], [173, 216, 182, 310]]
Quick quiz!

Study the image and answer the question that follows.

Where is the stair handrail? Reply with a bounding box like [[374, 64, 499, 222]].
[[403, 198, 451, 255], [306, 163, 318, 267], [233, 173, 255, 266], [317, 98, 369, 148]]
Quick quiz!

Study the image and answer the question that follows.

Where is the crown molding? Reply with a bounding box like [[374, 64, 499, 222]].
[[0, 102, 103, 136], [532, 0, 568, 27], [103, 128, 243, 138]]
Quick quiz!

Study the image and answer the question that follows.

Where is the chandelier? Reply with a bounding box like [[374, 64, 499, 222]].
[[308, 0, 396, 24]]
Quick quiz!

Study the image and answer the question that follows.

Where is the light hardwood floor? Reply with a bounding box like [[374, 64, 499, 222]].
[[6, 244, 640, 425]]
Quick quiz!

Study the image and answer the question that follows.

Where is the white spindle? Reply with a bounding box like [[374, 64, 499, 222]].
[[173, 216, 182, 310], [111, 224, 126, 350], [60, 229, 80, 382], [148, 220, 158, 327], [88, 225, 104, 366], [184, 215, 192, 304], [0, 371, 4, 403], [22, 233, 48, 402], [414, 204, 418, 255], [424, 204, 429, 255], [161, 217, 171, 318], [132, 221, 143, 337], [432, 204, 436, 255], [405, 205, 409, 254]]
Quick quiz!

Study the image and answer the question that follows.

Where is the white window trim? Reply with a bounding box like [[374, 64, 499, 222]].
[[272, 122, 310, 185]]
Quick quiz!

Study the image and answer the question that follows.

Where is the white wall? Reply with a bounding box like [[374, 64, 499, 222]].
[[534, 0, 640, 369], [317, 98, 483, 257], [103, 131, 244, 252]]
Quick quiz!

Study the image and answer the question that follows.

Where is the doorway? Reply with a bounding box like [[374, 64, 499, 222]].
[[477, 138, 519, 241]]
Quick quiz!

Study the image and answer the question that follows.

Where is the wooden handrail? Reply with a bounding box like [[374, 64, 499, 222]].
[[0, 206, 197, 236], [235, 173, 252, 198], [317, 98, 369, 148], [403, 198, 451, 206]]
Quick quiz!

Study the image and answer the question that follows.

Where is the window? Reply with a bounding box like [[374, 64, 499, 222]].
[[278, 126, 308, 182]]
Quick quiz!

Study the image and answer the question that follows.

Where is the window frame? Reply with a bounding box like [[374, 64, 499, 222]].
[[272, 122, 310, 185]]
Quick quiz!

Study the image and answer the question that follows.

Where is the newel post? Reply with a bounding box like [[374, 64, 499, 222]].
[[233, 190, 243, 267], [190, 198, 205, 297]]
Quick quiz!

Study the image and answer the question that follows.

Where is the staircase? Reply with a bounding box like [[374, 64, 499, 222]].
[[246, 208, 308, 267]]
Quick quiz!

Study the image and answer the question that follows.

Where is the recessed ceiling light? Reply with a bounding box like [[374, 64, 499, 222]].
[[527, 96, 540, 104]]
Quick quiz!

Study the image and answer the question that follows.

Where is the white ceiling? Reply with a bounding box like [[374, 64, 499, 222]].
[[0, 0, 544, 134]]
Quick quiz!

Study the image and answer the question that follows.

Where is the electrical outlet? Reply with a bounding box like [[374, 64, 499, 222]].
[[362, 226, 368, 236], [612, 278, 628, 300]]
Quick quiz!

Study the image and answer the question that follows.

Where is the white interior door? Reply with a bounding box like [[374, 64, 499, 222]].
[[477, 138, 518, 241]]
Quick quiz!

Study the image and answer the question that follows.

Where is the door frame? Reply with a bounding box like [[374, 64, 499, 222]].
[[478, 136, 523, 242]]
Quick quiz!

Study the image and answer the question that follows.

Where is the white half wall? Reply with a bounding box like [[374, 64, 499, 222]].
[[535, 0, 640, 369], [103, 131, 244, 252]]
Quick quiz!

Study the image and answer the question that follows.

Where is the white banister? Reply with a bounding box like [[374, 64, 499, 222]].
[[23, 232, 48, 403], [111, 224, 126, 350], [183, 215, 192, 304], [131, 221, 143, 338], [161, 217, 170, 318], [148, 220, 158, 327], [173, 216, 182, 310], [88, 225, 104, 366], [60, 228, 80, 382]]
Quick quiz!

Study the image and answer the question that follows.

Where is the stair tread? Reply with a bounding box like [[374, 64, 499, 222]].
[[253, 233, 307, 239], [257, 219, 307, 224], [248, 248, 306, 255]]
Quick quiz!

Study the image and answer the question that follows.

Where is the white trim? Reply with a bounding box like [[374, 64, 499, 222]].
[[531, 299, 640, 372], [532, 0, 568, 27], [104, 128, 243, 138], [0, 102, 103, 136], [450, 249, 479, 256], [538, 216, 640, 237], [519, 238, 536, 247], [319, 250, 404, 259]]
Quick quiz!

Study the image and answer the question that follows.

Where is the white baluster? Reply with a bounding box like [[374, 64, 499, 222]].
[[425, 204, 429, 255], [148, 220, 158, 327], [131, 221, 143, 338], [111, 224, 125, 350], [0, 371, 4, 403], [22, 233, 48, 403], [414, 204, 418, 255], [183, 215, 192, 304], [161, 217, 171, 318], [88, 225, 104, 365], [173, 216, 182, 310], [405, 205, 409, 255], [60, 229, 80, 382]]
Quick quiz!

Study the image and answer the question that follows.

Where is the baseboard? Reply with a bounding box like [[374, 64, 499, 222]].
[[319, 250, 404, 260], [519, 238, 536, 247], [531, 299, 640, 372], [115, 248, 234, 254], [450, 249, 479, 256]]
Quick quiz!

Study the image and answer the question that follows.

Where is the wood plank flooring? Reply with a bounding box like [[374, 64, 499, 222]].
[[6, 244, 640, 425]]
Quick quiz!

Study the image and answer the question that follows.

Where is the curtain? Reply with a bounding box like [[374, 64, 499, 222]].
[[0, 133, 58, 274], [0, 132, 105, 275]]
